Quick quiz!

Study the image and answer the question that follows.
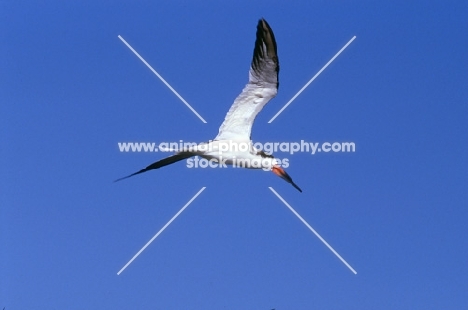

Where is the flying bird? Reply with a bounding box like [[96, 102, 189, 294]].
[[116, 19, 302, 192]]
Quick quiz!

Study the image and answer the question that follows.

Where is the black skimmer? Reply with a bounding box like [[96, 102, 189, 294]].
[[116, 19, 302, 192]]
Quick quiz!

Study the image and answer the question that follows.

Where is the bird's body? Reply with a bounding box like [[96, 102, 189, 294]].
[[182, 139, 273, 168], [116, 19, 302, 192]]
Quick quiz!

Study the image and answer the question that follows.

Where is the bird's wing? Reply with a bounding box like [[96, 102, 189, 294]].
[[215, 18, 279, 141], [114, 152, 194, 182]]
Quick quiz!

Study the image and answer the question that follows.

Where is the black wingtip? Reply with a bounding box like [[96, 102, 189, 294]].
[[113, 169, 146, 183], [252, 17, 279, 86], [113, 175, 133, 183], [253, 18, 278, 61], [113, 152, 194, 184]]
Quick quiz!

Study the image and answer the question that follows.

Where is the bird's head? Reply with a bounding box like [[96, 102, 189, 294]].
[[271, 165, 302, 192]]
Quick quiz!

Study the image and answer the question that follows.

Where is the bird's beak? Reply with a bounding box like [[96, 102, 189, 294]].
[[272, 166, 302, 192]]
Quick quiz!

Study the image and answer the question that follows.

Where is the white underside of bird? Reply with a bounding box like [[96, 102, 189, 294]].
[[116, 19, 302, 192]]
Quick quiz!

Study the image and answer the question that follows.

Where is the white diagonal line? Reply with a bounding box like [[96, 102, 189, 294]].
[[268, 187, 357, 274], [117, 187, 206, 275], [268, 36, 357, 123], [118, 35, 207, 123]]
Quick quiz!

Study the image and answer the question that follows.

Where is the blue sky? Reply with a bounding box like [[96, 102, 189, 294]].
[[2, 1, 468, 309]]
